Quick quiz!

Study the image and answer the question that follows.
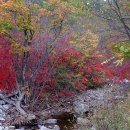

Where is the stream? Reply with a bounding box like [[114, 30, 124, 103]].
[[56, 113, 76, 130], [1, 82, 129, 130]]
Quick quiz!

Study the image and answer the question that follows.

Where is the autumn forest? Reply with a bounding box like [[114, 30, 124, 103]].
[[0, 0, 130, 130]]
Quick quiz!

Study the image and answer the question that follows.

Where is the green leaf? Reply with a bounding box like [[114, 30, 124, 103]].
[[119, 46, 125, 51], [58, 66, 68, 74], [119, 46, 129, 52], [0, 20, 12, 31], [47, 4, 57, 11]]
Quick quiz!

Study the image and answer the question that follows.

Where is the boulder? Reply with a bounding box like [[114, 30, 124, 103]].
[[43, 119, 57, 125], [0, 126, 10, 130], [73, 83, 129, 116], [40, 125, 60, 130], [77, 117, 90, 125], [15, 127, 25, 130], [0, 100, 5, 105], [73, 90, 104, 115], [0, 117, 5, 121]]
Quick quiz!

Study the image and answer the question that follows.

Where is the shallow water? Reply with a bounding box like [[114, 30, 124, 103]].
[[56, 113, 76, 130]]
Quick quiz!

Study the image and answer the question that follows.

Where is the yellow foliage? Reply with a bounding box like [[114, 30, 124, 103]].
[[70, 30, 99, 57], [107, 40, 130, 65], [48, 0, 61, 5], [11, 40, 30, 55], [0, 0, 70, 32], [22, 86, 31, 97], [113, 58, 124, 66], [122, 1, 130, 11], [0, 0, 29, 15], [0, 0, 71, 55], [51, 18, 62, 25]]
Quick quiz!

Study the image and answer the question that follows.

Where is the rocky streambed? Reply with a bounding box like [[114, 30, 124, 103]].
[[0, 82, 130, 130]]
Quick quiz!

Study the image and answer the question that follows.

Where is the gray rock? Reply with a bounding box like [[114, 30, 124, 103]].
[[73, 83, 130, 116], [40, 125, 60, 130], [73, 101, 89, 116], [73, 90, 104, 115], [0, 104, 11, 111], [0, 126, 9, 130], [123, 79, 130, 83], [0, 106, 6, 120], [38, 125, 42, 128], [0, 109, 4, 113], [9, 126, 15, 130], [0, 110, 6, 117], [15, 127, 25, 130], [27, 114, 36, 120], [2, 105, 11, 110], [0, 117, 5, 121], [0, 106, 4, 111], [44, 119, 57, 125], [53, 125, 60, 130], [0, 109, 3, 113], [40, 126, 52, 130], [0, 101, 5, 105], [90, 126, 97, 130], [77, 117, 90, 125]]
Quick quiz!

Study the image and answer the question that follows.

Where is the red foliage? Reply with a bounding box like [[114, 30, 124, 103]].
[[0, 34, 116, 97], [0, 39, 16, 92], [116, 61, 130, 81]]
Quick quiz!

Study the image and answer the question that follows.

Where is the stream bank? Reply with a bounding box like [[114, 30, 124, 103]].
[[0, 82, 130, 130]]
